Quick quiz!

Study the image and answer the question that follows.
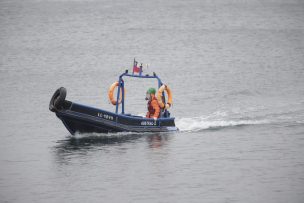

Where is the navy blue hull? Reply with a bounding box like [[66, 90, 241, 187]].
[[55, 101, 178, 135]]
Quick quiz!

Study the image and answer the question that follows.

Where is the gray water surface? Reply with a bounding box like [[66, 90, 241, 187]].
[[1, 0, 304, 202]]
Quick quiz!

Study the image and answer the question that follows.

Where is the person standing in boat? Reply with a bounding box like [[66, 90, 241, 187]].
[[145, 88, 160, 119]]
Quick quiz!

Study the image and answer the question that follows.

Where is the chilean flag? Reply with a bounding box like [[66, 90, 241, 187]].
[[133, 64, 140, 73], [133, 59, 142, 75]]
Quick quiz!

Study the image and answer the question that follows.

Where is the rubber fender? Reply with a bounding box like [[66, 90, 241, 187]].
[[49, 87, 67, 112]]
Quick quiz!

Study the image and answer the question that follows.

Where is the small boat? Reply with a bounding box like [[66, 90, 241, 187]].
[[49, 61, 178, 135]]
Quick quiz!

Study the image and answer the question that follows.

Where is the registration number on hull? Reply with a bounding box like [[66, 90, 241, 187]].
[[141, 121, 157, 126], [97, 112, 114, 121]]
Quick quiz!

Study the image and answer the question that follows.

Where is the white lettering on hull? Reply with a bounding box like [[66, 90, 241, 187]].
[[97, 112, 114, 121]]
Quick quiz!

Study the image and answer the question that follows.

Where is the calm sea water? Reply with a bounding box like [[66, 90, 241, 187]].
[[1, 0, 304, 202]]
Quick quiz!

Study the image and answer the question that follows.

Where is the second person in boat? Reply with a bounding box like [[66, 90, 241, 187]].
[[145, 88, 160, 119]]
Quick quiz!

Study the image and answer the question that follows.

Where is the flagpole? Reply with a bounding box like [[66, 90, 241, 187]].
[[139, 63, 143, 76], [132, 58, 136, 75]]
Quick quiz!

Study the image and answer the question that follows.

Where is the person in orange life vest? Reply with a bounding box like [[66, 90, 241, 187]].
[[145, 88, 160, 119]]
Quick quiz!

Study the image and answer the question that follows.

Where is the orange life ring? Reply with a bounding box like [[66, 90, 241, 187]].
[[157, 84, 172, 109], [108, 81, 125, 105]]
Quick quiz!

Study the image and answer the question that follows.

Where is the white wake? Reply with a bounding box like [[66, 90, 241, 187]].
[[176, 116, 268, 132]]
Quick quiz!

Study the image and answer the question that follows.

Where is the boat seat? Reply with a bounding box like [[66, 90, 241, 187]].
[[161, 110, 170, 118]]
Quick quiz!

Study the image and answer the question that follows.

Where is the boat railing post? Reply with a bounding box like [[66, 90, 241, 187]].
[[115, 78, 122, 114], [154, 73, 166, 118], [121, 80, 125, 114]]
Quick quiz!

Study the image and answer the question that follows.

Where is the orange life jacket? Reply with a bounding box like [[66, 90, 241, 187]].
[[146, 96, 160, 118]]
